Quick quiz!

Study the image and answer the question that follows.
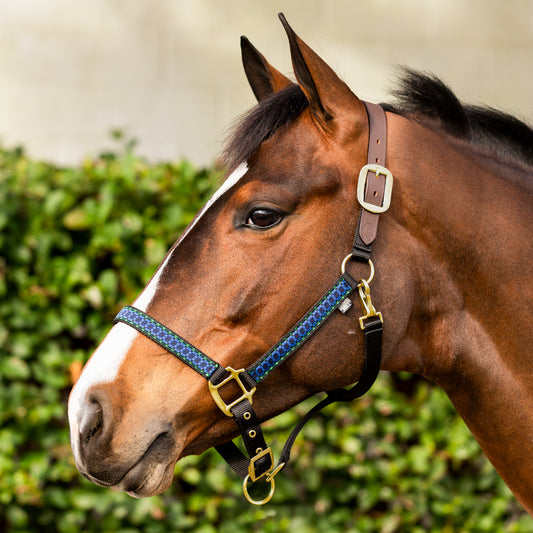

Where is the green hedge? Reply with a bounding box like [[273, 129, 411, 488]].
[[0, 139, 530, 532]]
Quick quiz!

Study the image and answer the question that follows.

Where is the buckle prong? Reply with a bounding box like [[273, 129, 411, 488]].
[[248, 447, 274, 482]]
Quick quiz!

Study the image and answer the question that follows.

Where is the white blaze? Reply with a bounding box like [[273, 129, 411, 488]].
[[68, 162, 249, 455]]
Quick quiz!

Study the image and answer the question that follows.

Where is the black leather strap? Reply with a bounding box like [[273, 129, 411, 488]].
[[215, 441, 250, 479], [230, 400, 269, 464], [276, 314, 382, 469], [329, 315, 383, 402], [215, 400, 273, 481]]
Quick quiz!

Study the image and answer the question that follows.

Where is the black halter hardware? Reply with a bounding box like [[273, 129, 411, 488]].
[[113, 101, 392, 505]]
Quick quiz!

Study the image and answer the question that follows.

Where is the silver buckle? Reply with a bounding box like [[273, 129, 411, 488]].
[[357, 164, 393, 214]]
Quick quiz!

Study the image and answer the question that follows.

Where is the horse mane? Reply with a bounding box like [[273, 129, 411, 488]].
[[383, 68, 533, 169], [222, 68, 533, 172]]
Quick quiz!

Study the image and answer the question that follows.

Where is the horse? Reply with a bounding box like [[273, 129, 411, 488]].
[[68, 14, 533, 512]]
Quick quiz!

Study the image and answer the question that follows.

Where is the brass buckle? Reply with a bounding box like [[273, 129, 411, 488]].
[[242, 448, 284, 505], [208, 367, 256, 417], [248, 447, 274, 482], [357, 164, 393, 214]]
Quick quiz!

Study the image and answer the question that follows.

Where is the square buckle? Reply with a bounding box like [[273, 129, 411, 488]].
[[208, 367, 256, 417], [357, 164, 393, 214], [248, 447, 274, 482]]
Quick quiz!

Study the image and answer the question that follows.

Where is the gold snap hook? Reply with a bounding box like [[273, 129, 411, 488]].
[[265, 462, 286, 483], [357, 278, 383, 330]]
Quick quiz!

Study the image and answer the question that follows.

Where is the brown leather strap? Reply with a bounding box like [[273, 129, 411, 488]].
[[366, 101, 388, 166], [352, 102, 389, 260]]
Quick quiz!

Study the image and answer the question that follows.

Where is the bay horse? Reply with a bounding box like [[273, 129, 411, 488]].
[[68, 14, 533, 512]]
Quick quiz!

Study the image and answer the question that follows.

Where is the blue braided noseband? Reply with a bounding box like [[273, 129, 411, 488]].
[[114, 275, 354, 384], [114, 306, 219, 379]]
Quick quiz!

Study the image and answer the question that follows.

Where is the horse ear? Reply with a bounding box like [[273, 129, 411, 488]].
[[278, 13, 365, 131], [241, 36, 294, 102]]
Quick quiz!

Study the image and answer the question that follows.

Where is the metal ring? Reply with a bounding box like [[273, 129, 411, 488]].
[[340, 253, 352, 275], [243, 474, 275, 505], [340, 254, 375, 284]]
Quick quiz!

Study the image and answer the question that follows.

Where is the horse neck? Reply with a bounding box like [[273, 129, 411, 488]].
[[385, 113, 533, 513]]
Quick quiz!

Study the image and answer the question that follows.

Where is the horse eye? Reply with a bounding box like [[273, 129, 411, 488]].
[[246, 208, 282, 229]]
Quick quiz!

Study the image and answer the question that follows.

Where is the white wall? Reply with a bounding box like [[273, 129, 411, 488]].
[[0, 0, 531, 166]]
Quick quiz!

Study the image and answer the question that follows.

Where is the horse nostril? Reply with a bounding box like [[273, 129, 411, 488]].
[[78, 398, 104, 445]]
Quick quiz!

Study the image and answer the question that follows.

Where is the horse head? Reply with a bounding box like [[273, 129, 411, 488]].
[[69, 14, 533, 514]]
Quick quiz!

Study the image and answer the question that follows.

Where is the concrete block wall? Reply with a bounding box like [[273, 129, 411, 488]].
[[0, 0, 531, 166]]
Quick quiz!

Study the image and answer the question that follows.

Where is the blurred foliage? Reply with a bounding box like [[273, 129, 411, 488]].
[[0, 139, 530, 532]]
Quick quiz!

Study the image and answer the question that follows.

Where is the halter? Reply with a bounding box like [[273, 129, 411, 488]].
[[114, 102, 393, 504]]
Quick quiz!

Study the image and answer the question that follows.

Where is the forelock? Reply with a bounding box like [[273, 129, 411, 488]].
[[221, 84, 309, 171]]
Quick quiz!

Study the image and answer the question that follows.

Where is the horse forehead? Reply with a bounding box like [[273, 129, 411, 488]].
[[254, 127, 350, 184], [176, 162, 249, 245]]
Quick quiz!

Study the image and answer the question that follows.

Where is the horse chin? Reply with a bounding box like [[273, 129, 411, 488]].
[[114, 460, 176, 498], [74, 427, 181, 498], [79, 454, 176, 498]]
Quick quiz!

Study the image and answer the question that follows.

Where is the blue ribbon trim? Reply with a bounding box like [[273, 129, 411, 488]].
[[114, 306, 220, 379], [248, 277, 353, 383], [113, 276, 354, 384]]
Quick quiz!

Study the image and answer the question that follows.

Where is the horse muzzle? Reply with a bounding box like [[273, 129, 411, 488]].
[[70, 389, 179, 497]]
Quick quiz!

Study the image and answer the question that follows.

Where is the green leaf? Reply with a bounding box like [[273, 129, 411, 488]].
[[0, 357, 31, 380]]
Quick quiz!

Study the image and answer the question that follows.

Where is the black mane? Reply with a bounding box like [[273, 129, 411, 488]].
[[223, 69, 533, 171], [383, 68, 533, 168]]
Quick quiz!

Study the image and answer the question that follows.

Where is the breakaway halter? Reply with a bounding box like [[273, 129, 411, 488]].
[[114, 102, 393, 504]]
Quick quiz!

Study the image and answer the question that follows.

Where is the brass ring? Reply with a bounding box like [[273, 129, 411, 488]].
[[243, 474, 275, 505], [340, 254, 375, 284]]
